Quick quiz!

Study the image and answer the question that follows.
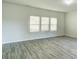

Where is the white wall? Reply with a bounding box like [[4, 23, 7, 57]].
[[65, 11, 77, 38], [2, 2, 65, 44]]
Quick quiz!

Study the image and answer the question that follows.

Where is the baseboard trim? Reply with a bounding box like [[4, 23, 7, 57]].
[[2, 35, 65, 45], [64, 35, 77, 39]]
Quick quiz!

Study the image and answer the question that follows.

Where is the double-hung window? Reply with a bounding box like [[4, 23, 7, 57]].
[[50, 18, 57, 31], [30, 16, 40, 32], [30, 16, 57, 32], [41, 17, 49, 31]]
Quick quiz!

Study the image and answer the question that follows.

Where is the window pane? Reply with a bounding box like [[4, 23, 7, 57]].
[[50, 18, 57, 24], [30, 25, 40, 32], [41, 17, 49, 24], [30, 16, 40, 24], [41, 25, 49, 31], [50, 25, 57, 31]]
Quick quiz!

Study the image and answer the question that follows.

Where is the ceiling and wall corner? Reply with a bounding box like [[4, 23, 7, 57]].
[[3, 0, 77, 12]]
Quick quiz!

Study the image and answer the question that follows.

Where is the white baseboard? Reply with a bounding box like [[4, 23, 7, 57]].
[[65, 34, 77, 39], [2, 35, 64, 44]]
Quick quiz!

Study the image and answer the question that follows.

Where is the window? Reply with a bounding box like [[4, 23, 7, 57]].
[[41, 17, 49, 31], [50, 18, 57, 31], [30, 16, 57, 32], [30, 16, 40, 32]]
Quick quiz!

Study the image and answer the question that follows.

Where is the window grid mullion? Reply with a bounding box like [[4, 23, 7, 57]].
[[49, 17, 51, 31], [40, 17, 41, 32]]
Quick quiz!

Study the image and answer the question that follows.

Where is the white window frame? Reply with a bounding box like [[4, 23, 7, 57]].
[[41, 17, 49, 32], [29, 16, 57, 32], [50, 17, 57, 32], [29, 16, 40, 32]]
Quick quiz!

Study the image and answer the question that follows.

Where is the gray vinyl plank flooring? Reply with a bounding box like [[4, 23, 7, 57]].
[[2, 37, 77, 59]]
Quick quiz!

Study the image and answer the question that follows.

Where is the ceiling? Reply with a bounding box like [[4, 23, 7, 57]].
[[3, 0, 77, 12]]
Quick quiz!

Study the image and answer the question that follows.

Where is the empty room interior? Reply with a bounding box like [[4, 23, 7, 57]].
[[2, 0, 77, 59]]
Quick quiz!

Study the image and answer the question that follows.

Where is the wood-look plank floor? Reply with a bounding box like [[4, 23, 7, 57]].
[[2, 37, 77, 59]]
